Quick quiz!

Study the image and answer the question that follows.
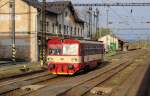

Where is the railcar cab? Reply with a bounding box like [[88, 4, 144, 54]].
[[47, 38, 81, 75]]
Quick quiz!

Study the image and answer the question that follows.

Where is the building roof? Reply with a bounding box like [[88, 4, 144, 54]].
[[45, 1, 84, 23], [23, 0, 41, 8], [99, 34, 125, 42], [46, 1, 71, 14], [23, 0, 84, 23]]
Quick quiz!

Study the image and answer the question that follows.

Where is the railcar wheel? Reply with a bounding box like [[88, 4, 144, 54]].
[[84, 65, 90, 72]]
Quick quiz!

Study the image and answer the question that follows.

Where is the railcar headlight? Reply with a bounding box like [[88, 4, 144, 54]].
[[68, 64, 74, 70], [49, 64, 55, 69], [71, 58, 78, 62], [47, 57, 53, 61]]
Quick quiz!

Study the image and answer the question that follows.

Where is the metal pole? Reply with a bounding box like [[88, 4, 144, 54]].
[[106, 7, 110, 51], [87, 8, 91, 38], [10, 0, 16, 62], [96, 8, 100, 37], [90, 7, 93, 39], [88, 7, 92, 39], [93, 11, 96, 39], [106, 6, 109, 29], [40, 0, 46, 66]]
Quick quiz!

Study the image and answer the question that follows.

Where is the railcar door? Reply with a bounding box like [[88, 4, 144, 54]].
[[80, 44, 84, 63]]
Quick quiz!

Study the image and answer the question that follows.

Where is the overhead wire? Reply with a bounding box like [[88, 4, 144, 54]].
[[108, 6, 150, 39], [108, 6, 134, 37]]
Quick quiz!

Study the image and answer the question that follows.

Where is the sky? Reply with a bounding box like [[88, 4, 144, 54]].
[[43, 0, 150, 41]]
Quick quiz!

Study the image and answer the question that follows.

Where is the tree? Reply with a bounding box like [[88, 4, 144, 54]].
[[93, 28, 112, 40]]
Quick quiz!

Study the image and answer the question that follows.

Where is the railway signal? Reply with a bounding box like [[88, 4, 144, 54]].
[[10, 0, 16, 62]]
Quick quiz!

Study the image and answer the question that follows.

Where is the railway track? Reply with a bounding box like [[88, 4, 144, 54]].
[[60, 50, 150, 96], [0, 49, 149, 96], [110, 53, 150, 96], [15, 50, 147, 96], [83, 51, 150, 96], [16, 60, 129, 96], [0, 71, 57, 95]]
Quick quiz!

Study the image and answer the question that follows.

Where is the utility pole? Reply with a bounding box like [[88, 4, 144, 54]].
[[93, 11, 96, 38], [88, 7, 92, 39], [96, 8, 100, 37], [87, 7, 91, 38], [106, 6, 109, 29], [90, 7, 93, 39], [10, 0, 16, 62], [40, 0, 47, 66], [106, 6, 109, 51]]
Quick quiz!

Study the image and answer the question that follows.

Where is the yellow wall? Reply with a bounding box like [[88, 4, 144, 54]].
[[0, 0, 38, 62], [0, 0, 37, 33]]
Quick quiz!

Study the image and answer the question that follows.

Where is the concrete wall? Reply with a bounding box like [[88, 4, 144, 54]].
[[0, 0, 38, 62]]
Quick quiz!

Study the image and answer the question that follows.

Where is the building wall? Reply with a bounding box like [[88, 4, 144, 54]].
[[39, 7, 84, 38], [61, 7, 84, 37], [98, 35, 119, 52], [0, 0, 38, 62], [37, 13, 57, 34]]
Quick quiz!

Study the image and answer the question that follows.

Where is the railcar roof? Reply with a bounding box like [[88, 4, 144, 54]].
[[79, 40, 103, 44], [48, 38, 103, 44], [64, 39, 103, 44]]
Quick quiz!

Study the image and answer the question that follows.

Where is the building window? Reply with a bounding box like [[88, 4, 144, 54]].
[[64, 25, 66, 34], [70, 27, 72, 35], [81, 29, 83, 37], [78, 28, 80, 36], [65, 12, 68, 17], [59, 24, 61, 34], [67, 26, 69, 35], [46, 22, 49, 32], [74, 27, 76, 35], [52, 23, 55, 33]]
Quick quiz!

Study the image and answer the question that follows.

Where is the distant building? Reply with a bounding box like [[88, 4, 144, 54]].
[[98, 34, 124, 52]]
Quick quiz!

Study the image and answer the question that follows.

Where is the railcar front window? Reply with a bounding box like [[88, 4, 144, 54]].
[[49, 48, 61, 55], [63, 44, 78, 55]]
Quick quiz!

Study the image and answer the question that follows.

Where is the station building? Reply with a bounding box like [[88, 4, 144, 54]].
[[37, 1, 84, 39], [0, 0, 84, 62]]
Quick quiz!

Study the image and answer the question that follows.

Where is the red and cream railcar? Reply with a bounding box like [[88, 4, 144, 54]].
[[47, 38, 104, 75]]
